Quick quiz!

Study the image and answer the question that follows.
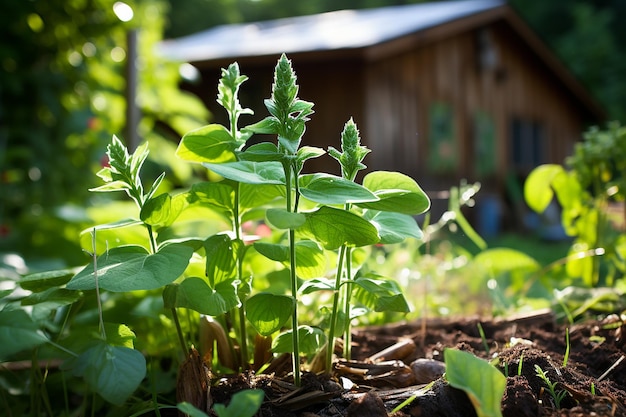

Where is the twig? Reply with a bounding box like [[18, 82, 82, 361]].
[[598, 355, 624, 382]]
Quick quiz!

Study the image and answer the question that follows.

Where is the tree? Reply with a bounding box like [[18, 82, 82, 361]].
[[0, 0, 208, 262]]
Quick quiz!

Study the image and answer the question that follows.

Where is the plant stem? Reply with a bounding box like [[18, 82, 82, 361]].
[[343, 246, 353, 360], [171, 308, 188, 355], [326, 245, 347, 372], [234, 184, 249, 368], [284, 162, 301, 385]]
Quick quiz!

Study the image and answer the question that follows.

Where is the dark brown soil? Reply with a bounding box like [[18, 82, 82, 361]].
[[183, 311, 626, 417]]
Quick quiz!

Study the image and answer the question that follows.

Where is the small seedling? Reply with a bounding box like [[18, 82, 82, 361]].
[[477, 322, 490, 355], [534, 364, 569, 409], [563, 327, 570, 368]]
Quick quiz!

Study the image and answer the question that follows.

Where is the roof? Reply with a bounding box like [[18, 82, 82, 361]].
[[159, 0, 504, 62]]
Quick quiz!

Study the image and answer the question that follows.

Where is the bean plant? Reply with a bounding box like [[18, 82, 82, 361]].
[[1, 54, 430, 412]]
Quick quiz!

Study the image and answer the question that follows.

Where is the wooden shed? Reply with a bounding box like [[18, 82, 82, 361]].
[[159, 0, 605, 230]]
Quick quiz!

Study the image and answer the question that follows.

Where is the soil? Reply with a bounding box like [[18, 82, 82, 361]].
[[179, 310, 626, 417]]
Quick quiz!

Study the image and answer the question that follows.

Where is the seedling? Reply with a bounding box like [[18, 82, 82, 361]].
[[534, 364, 569, 409], [444, 348, 506, 417]]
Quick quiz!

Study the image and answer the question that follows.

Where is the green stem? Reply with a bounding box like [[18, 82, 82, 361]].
[[284, 163, 301, 386], [171, 308, 188, 355], [343, 246, 353, 360], [233, 184, 249, 368], [326, 245, 347, 373]]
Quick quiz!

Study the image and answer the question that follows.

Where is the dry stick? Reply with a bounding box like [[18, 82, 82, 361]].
[[598, 355, 625, 382]]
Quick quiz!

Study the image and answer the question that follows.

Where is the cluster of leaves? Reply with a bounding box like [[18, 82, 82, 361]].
[[525, 122, 626, 288], [0, 54, 430, 413]]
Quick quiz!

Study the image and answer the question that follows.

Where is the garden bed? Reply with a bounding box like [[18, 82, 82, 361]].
[[196, 311, 626, 417]]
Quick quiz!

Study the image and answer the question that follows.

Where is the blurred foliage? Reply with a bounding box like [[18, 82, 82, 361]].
[[0, 0, 208, 265]]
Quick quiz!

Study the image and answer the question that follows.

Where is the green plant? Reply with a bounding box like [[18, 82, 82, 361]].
[[534, 364, 569, 409], [172, 54, 429, 385], [177, 389, 264, 417], [1, 53, 430, 412], [444, 348, 506, 417], [525, 122, 626, 287]]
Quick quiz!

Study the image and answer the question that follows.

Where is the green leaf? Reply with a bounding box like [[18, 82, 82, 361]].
[[188, 181, 235, 213], [21, 288, 80, 308], [79, 219, 143, 234], [238, 142, 282, 162], [140, 192, 188, 227], [299, 173, 378, 205], [204, 234, 240, 287], [293, 240, 327, 279], [66, 341, 146, 406], [0, 309, 48, 360], [253, 242, 289, 262], [213, 389, 265, 417], [244, 116, 281, 135], [19, 269, 75, 292], [357, 171, 430, 215], [474, 248, 541, 276], [444, 348, 506, 417], [524, 164, 566, 213], [266, 208, 306, 229], [299, 278, 335, 294], [246, 293, 294, 336], [254, 241, 326, 279], [272, 326, 325, 355], [104, 323, 137, 348], [352, 276, 410, 313], [176, 124, 238, 163], [177, 403, 209, 417], [299, 206, 379, 250], [204, 161, 285, 185], [67, 243, 194, 292], [364, 210, 423, 243], [297, 146, 325, 164], [162, 278, 239, 316], [239, 183, 284, 209]]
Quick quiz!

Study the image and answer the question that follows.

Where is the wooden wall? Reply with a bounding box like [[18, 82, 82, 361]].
[[188, 18, 598, 196]]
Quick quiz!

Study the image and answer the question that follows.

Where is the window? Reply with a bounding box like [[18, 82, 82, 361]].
[[428, 102, 457, 173], [473, 111, 496, 177], [509, 118, 546, 174]]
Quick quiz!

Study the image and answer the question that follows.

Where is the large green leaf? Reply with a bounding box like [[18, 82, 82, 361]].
[[25, 288, 81, 323], [246, 293, 294, 336], [0, 309, 48, 360], [352, 276, 410, 313], [239, 183, 284, 209], [140, 192, 188, 227], [66, 341, 146, 406], [67, 243, 194, 292], [204, 161, 285, 185], [266, 208, 306, 229], [356, 171, 430, 215], [299, 173, 378, 205], [364, 210, 423, 244], [299, 206, 379, 250], [474, 248, 541, 276], [524, 164, 566, 213], [188, 181, 235, 212], [204, 234, 240, 287], [272, 326, 325, 355], [176, 124, 238, 163], [213, 389, 265, 417], [20, 269, 75, 292], [162, 278, 239, 316], [444, 349, 506, 417], [254, 241, 326, 279]]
